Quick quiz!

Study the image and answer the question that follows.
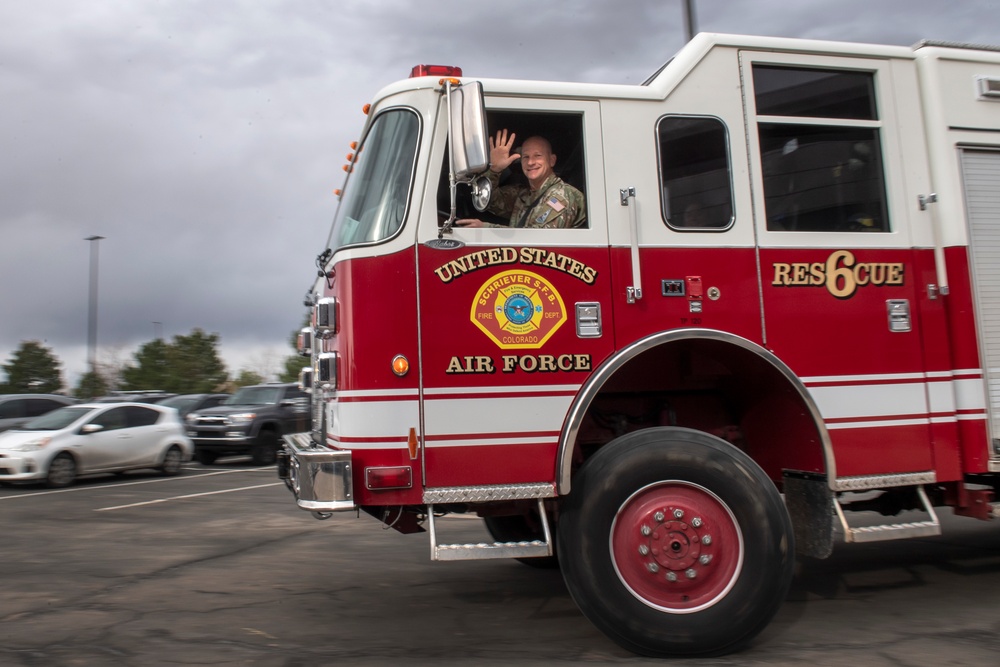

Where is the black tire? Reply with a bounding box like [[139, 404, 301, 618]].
[[483, 513, 559, 569], [160, 445, 183, 476], [195, 450, 218, 465], [250, 430, 278, 466], [46, 452, 78, 488], [557, 427, 794, 658]]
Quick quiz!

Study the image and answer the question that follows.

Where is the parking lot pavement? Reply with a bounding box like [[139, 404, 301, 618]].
[[3, 465, 1000, 666], [0, 462, 606, 666]]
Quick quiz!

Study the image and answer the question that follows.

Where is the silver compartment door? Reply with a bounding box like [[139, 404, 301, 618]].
[[961, 148, 1000, 448]]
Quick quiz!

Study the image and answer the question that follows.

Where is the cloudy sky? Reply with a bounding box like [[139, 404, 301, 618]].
[[1, 0, 995, 389]]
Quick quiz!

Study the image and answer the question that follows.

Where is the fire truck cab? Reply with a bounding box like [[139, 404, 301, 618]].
[[279, 33, 1000, 657]]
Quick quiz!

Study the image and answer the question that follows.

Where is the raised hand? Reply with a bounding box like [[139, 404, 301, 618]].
[[489, 129, 520, 173]]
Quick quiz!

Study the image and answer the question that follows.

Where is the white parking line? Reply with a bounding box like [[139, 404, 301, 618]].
[[0, 467, 275, 501], [95, 482, 285, 512]]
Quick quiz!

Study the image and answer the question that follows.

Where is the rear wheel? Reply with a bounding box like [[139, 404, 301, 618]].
[[160, 445, 183, 476], [250, 430, 279, 466], [46, 452, 77, 488], [558, 427, 794, 658]]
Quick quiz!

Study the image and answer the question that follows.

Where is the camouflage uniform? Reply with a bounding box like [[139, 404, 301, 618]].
[[483, 171, 587, 229]]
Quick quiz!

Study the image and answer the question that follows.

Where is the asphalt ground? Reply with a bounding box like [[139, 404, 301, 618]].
[[2, 461, 1000, 666]]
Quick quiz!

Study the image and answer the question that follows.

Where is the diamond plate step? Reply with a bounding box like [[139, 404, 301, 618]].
[[834, 484, 941, 544], [432, 539, 551, 561], [428, 498, 553, 562]]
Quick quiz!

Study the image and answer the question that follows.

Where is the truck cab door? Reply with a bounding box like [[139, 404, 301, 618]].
[[416, 98, 614, 490]]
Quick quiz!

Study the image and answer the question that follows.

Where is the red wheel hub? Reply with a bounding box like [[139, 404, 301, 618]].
[[610, 481, 743, 613]]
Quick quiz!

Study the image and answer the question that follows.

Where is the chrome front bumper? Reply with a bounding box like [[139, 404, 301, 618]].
[[279, 433, 354, 512]]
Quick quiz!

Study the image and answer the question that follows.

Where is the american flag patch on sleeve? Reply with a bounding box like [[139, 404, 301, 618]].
[[546, 197, 565, 212]]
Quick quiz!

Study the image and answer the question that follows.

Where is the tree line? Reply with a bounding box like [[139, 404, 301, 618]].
[[0, 328, 306, 399]]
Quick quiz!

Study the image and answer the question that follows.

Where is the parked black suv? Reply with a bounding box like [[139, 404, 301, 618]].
[[184, 383, 310, 465], [0, 394, 79, 433]]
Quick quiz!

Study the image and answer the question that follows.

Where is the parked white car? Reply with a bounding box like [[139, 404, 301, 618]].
[[0, 402, 193, 487]]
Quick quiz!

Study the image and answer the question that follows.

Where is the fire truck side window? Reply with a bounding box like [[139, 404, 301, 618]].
[[329, 109, 420, 252], [438, 111, 587, 227], [657, 116, 734, 230], [753, 65, 890, 233]]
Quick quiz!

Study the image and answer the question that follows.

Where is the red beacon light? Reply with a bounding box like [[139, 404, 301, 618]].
[[410, 64, 463, 79]]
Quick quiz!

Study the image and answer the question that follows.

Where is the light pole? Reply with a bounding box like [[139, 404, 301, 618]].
[[85, 235, 105, 377], [683, 0, 698, 42], [153, 321, 163, 340]]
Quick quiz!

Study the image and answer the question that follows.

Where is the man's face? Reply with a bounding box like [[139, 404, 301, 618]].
[[520, 138, 557, 190]]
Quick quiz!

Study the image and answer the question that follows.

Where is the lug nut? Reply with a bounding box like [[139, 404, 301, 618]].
[[654, 511, 664, 522], [702, 534, 712, 545], [673, 508, 684, 519], [638, 544, 650, 556], [666, 571, 678, 582], [691, 517, 703, 528], [641, 524, 652, 536], [685, 568, 697, 579], [699, 554, 712, 565], [647, 562, 660, 573]]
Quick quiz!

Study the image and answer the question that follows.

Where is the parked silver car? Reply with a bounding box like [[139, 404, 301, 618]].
[[0, 402, 193, 487]]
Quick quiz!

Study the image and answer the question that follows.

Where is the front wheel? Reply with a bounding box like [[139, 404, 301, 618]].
[[558, 427, 794, 658], [250, 431, 279, 466], [46, 452, 78, 488]]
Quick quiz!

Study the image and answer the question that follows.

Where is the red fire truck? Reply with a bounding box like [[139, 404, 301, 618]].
[[278, 33, 1000, 657]]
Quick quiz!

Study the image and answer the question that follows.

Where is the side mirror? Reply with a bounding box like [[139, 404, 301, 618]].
[[81, 423, 104, 435], [470, 174, 493, 212], [448, 81, 489, 180]]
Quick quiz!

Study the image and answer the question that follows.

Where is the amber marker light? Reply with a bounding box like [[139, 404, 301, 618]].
[[407, 427, 418, 459], [362, 103, 371, 115], [392, 354, 409, 377]]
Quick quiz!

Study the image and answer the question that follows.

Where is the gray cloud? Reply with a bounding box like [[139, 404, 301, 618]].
[[1, 0, 995, 387]]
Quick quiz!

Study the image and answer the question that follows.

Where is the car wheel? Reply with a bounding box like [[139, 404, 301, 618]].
[[160, 445, 183, 476], [250, 431, 279, 466], [195, 450, 218, 465], [46, 452, 78, 488], [557, 427, 794, 658]]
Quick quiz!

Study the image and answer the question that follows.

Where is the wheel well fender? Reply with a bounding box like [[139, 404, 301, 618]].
[[252, 422, 279, 439], [556, 328, 833, 495]]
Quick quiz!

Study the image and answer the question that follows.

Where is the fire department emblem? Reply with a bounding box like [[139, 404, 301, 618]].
[[471, 269, 567, 349]]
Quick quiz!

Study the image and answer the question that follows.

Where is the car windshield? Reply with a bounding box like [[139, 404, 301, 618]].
[[226, 387, 281, 406], [20, 406, 95, 431], [159, 396, 199, 412], [326, 108, 419, 254]]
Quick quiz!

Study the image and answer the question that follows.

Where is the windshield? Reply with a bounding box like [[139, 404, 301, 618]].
[[159, 396, 199, 412], [327, 108, 420, 254], [226, 387, 281, 406], [21, 406, 96, 431]]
